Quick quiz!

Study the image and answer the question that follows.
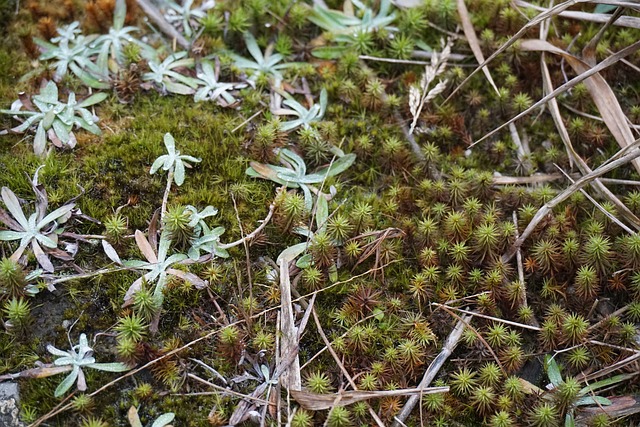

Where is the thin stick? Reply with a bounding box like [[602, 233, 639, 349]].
[[160, 169, 173, 221], [554, 165, 634, 234], [232, 109, 264, 133], [469, 38, 640, 148], [29, 261, 395, 426], [311, 308, 385, 427], [392, 316, 470, 427], [135, 0, 189, 49], [188, 373, 271, 405], [512, 211, 539, 327]]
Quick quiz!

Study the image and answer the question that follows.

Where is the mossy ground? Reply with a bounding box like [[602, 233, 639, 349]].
[[1, 0, 640, 426]]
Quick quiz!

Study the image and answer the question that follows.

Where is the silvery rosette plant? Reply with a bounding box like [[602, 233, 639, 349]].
[[142, 52, 200, 95], [35, 27, 108, 89], [231, 33, 298, 83], [0, 81, 106, 155], [246, 147, 356, 211], [163, 0, 215, 39], [271, 88, 327, 132], [194, 60, 242, 105], [0, 170, 76, 272], [47, 333, 130, 397], [92, 0, 156, 75]]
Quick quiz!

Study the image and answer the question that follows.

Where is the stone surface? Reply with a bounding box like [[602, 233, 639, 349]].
[[0, 382, 23, 427]]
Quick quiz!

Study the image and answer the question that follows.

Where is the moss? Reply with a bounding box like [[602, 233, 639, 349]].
[[0, 1, 639, 425]]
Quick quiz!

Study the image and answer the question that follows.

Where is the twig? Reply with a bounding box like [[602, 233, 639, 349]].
[[28, 261, 396, 426], [392, 316, 470, 427], [188, 373, 271, 405], [311, 308, 385, 427], [232, 109, 264, 133], [512, 211, 539, 327], [160, 169, 173, 221], [554, 165, 634, 234], [135, 0, 190, 49]]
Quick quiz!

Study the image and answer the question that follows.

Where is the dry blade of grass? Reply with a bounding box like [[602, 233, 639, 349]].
[[446, 0, 601, 102], [277, 258, 301, 391], [469, 38, 640, 151], [492, 173, 565, 184], [309, 307, 386, 427], [555, 166, 635, 234], [516, 0, 640, 29], [291, 387, 449, 411], [391, 316, 469, 427], [501, 137, 640, 263], [538, 42, 640, 230], [456, 0, 499, 95], [520, 39, 640, 173], [136, 0, 190, 49]]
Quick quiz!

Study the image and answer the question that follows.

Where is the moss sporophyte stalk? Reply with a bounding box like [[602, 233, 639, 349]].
[[2, 0, 640, 424]]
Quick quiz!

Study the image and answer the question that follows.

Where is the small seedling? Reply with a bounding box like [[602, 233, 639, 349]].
[[163, 0, 214, 39], [142, 52, 200, 95], [271, 88, 327, 132], [194, 60, 242, 105], [246, 147, 355, 211], [150, 132, 201, 216], [231, 33, 298, 83], [47, 333, 130, 397]]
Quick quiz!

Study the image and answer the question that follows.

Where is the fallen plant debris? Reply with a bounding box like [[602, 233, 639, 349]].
[[1, 0, 640, 425]]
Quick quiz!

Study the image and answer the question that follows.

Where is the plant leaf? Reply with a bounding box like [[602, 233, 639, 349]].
[[86, 362, 130, 372], [102, 239, 122, 265], [135, 230, 158, 263], [545, 355, 562, 387], [54, 366, 79, 397], [127, 406, 143, 427], [1, 187, 29, 229], [575, 396, 611, 407], [152, 413, 176, 427]]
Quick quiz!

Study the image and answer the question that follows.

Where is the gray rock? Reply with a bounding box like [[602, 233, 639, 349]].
[[0, 382, 23, 427]]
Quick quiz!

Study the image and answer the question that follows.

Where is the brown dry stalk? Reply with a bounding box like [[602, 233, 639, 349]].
[[392, 315, 469, 427]]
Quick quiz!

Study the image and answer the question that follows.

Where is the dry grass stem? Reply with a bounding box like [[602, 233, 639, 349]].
[[392, 316, 469, 427]]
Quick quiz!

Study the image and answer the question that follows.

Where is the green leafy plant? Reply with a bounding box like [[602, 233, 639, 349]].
[[544, 355, 631, 426], [163, 0, 215, 39], [122, 229, 207, 331], [246, 147, 355, 211], [194, 60, 241, 105], [142, 52, 199, 95], [92, 0, 155, 75], [184, 205, 229, 260], [150, 132, 201, 216], [47, 333, 130, 397], [0, 171, 76, 272], [1, 81, 106, 155], [35, 28, 108, 89], [309, 0, 397, 38], [271, 88, 327, 132], [231, 33, 298, 83], [308, 0, 397, 58]]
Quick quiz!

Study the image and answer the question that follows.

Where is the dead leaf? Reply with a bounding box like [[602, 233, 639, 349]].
[[457, 0, 499, 95], [134, 230, 157, 263]]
